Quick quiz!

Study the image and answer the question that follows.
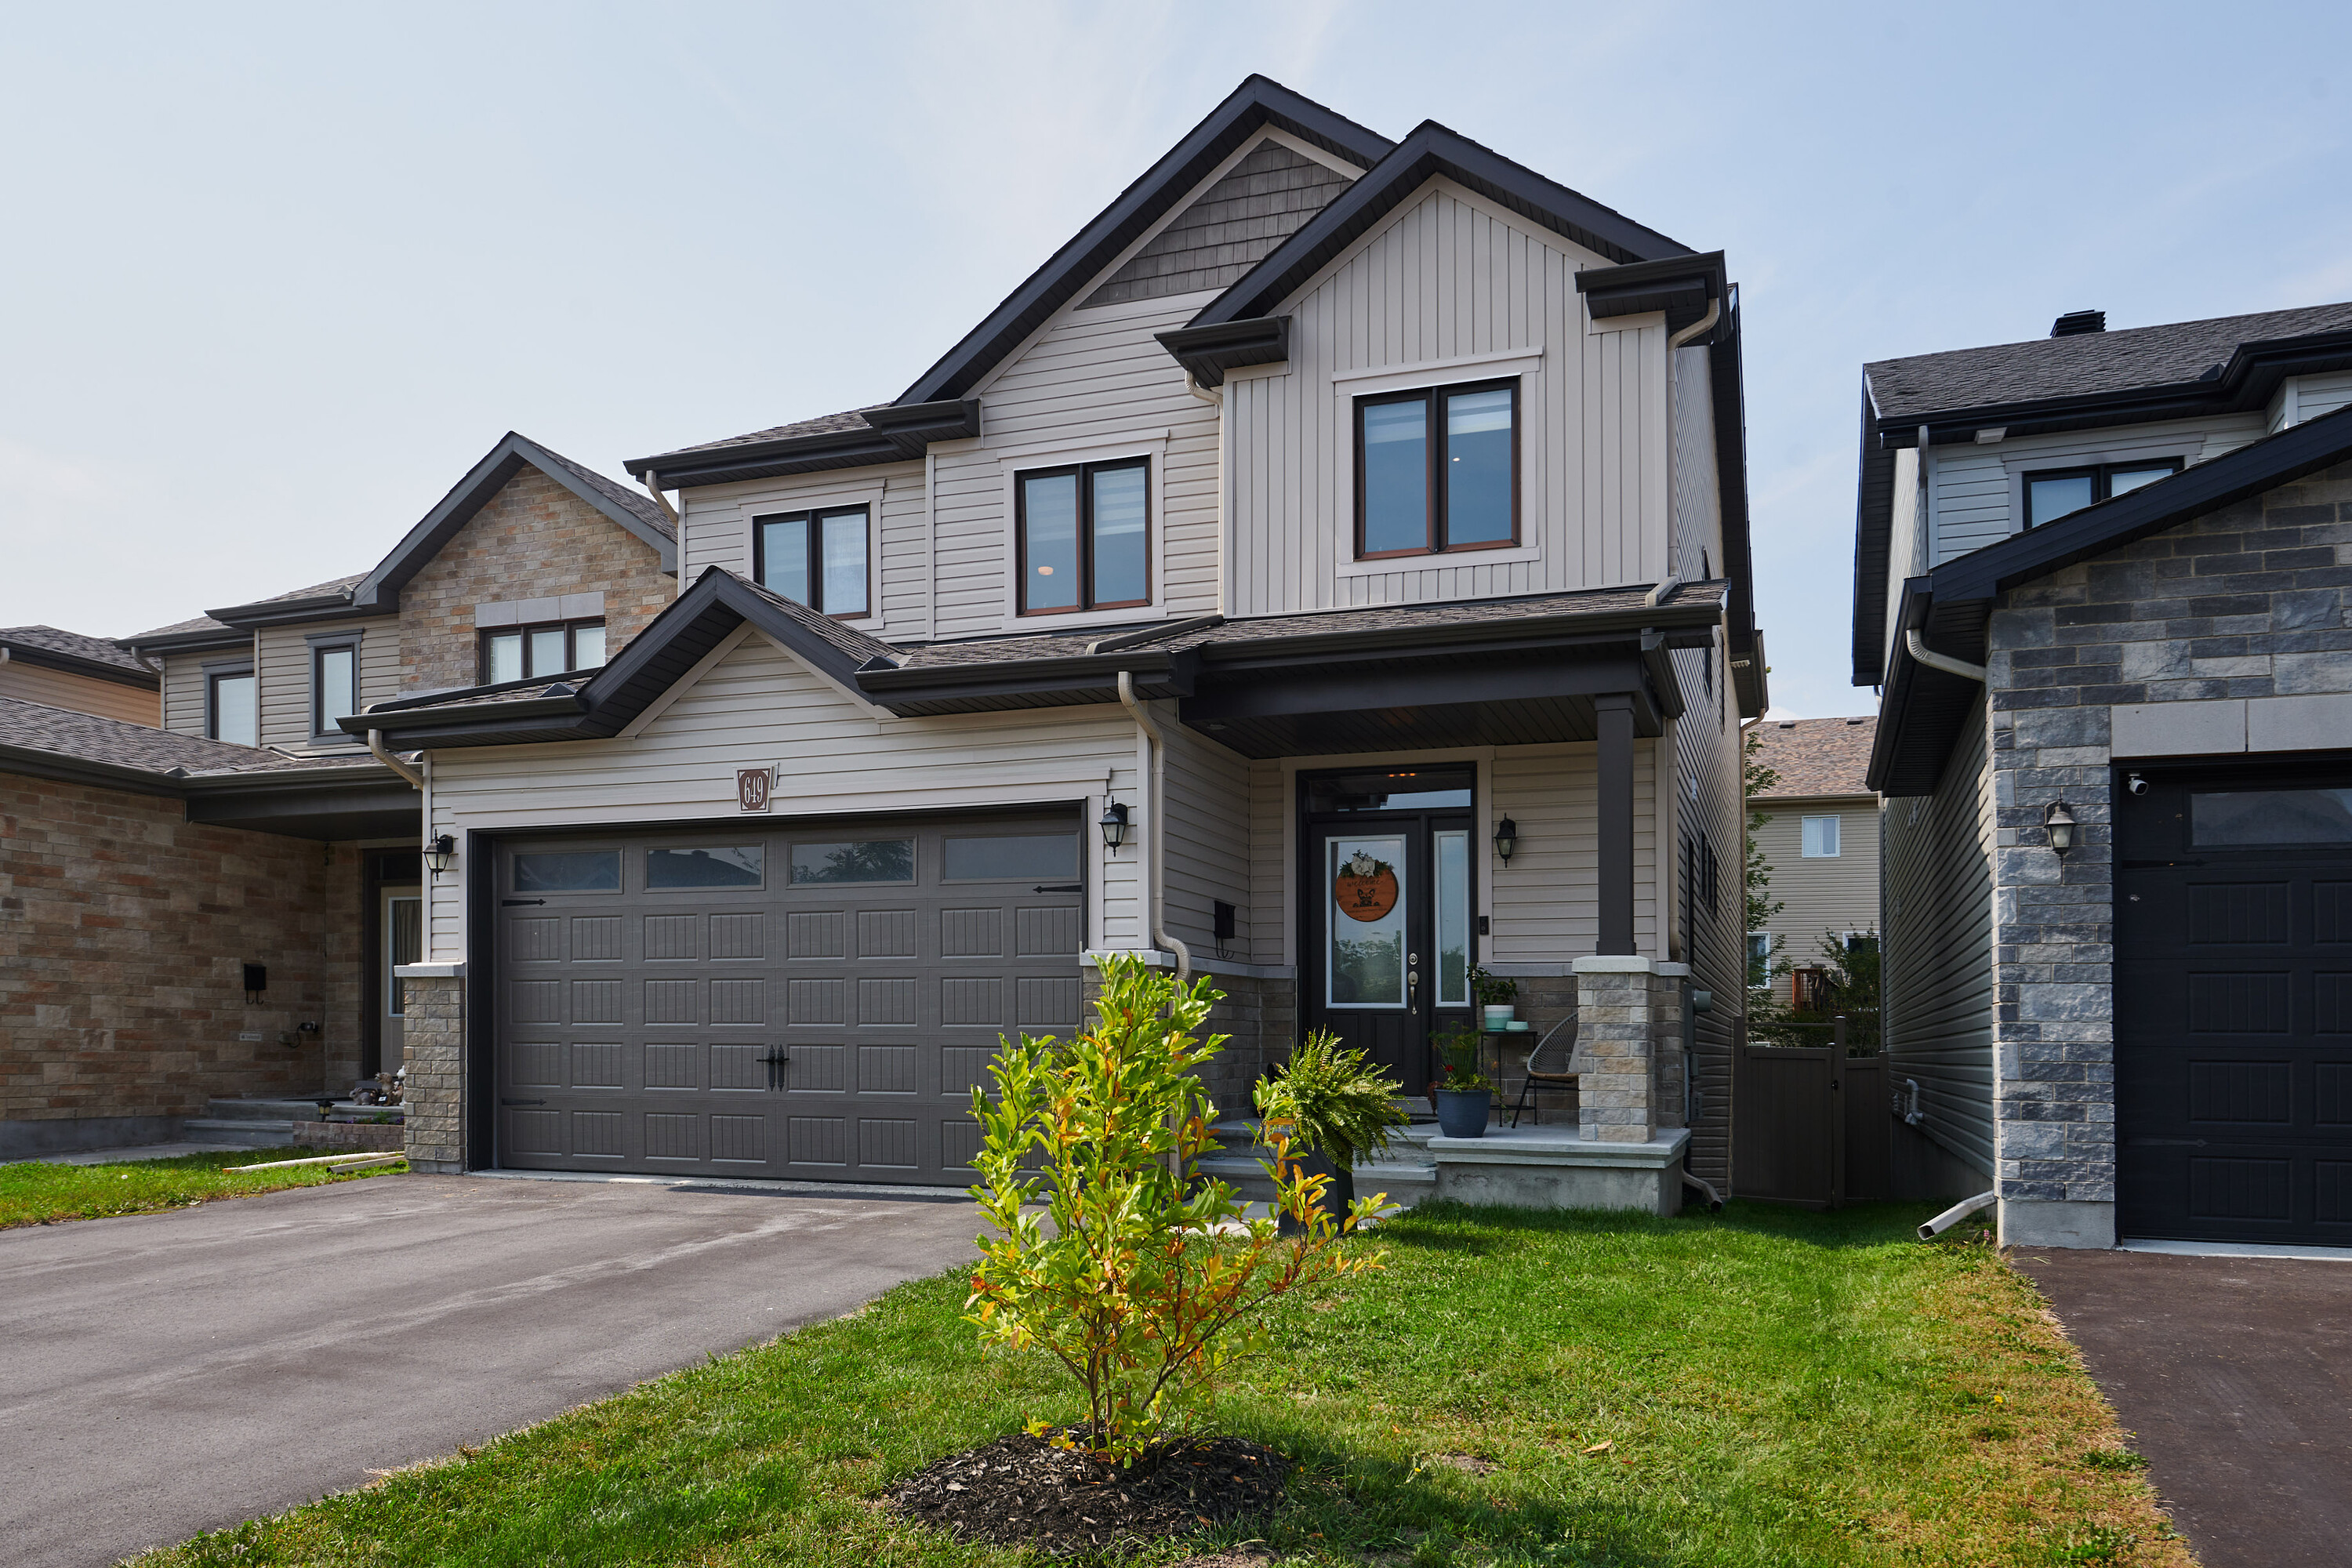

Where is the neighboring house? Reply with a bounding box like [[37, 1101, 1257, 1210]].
[[0, 626, 161, 726], [342, 77, 1768, 1192], [0, 432, 676, 1155], [1855, 299, 2352, 1248], [1746, 715, 1878, 996]]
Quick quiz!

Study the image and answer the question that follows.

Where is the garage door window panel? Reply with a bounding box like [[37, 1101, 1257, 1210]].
[[514, 851, 621, 894], [789, 840, 915, 884], [942, 833, 1080, 882], [646, 845, 764, 889], [2191, 789, 2352, 847]]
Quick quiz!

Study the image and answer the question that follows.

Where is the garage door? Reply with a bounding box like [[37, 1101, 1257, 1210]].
[[2117, 766, 2352, 1243], [494, 815, 1084, 1184]]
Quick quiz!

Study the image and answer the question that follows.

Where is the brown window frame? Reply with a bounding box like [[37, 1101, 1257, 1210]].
[[752, 504, 873, 619], [1014, 457, 1153, 617], [1352, 377, 1521, 561], [479, 618, 606, 684]]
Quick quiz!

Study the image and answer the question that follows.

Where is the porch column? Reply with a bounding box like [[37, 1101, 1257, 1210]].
[[1573, 955, 1655, 1142], [1595, 692, 1636, 956]]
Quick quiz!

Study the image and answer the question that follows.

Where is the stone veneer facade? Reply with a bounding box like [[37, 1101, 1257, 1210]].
[[1984, 457, 2352, 1247], [0, 772, 362, 1152], [398, 465, 673, 694], [398, 975, 465, 1172]]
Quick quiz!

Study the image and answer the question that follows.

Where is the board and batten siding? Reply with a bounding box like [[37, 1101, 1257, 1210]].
[[0, 662, 158, 727], [1928, 412, 2267, 565], [1751, 798, 1881, 969], [1878, 699, 1994, 1179], [421, 630, 1145, 964], [256, 618, 397, 748], [1226, 180, 1668, 617]]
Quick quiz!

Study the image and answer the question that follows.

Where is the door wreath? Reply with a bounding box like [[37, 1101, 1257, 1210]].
[[1334, 850, 1399, 922]]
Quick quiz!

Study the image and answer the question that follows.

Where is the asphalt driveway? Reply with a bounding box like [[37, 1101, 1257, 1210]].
[[2017, 1248, 2352, 1568], [0, 1173, 986, 1568]]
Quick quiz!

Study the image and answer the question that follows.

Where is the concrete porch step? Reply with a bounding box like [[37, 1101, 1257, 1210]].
[[181, 1119, 297, 1149], [1193, 1151, 1436, 1206]]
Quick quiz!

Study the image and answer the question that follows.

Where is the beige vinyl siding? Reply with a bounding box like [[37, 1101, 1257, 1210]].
[[1487, 740, 1658, 967], [1879, 699, 1994, 1178], [1928, 412, 2267, 564], [677, 460, 925, 636], [158, 649, 229, 735], [930, 294, 1224, 638], [423, 631, 1145, 962], [1751, 797, 1881, 969], [1669, 343, 1721, 581], [0, 662, 158, 726], [1227, 179, 1665, 616], [1155, 711, 1253, 956], [256, 617, 396, 747]]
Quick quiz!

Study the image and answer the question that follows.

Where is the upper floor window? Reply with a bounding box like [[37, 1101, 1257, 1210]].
[[312, 643, 356, 738], [483, 619, 604, 684], [1356, 379, 1518, 559], [757, 506, 869, 619], [208, 668, 256, 746], [2024, 459, 2182, 529], [1017, 459, 1149, 615], [1800, 815, 1842, 858]]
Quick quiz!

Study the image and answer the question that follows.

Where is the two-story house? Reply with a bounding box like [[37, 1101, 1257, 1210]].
[[1856, 301, 2352, 1248], [0, 433, 675, 1155], [344, 78, 1766, 1203], [1746, 715, 1879, 998]]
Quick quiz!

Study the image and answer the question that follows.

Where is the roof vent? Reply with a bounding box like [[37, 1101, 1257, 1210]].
[[2050, 310, 2107, 338]]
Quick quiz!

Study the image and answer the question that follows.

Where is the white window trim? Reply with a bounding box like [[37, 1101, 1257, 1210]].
[[1332, 365, 1545, 578], [995, 436, 1168, 632], [1800, 815, 1842, 858]]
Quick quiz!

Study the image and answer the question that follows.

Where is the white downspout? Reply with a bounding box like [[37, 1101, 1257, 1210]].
[[1906, 630, 1987, 683], [1666, 293, 1719, 351], [365, 727, 426, 791], [1116, 670, 1189, 982]]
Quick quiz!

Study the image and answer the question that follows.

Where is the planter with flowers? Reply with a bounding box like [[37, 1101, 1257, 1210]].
[[1428, 1020, 1494, 1138]]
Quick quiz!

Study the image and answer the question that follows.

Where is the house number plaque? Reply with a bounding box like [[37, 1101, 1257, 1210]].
[[735, 768, 772, 813]]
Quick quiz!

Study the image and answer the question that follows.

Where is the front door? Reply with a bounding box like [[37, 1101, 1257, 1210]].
[[2117, 764, 2352, 1244], [1300, 767, 1478, 1097], [381, 885, 422, 1073]]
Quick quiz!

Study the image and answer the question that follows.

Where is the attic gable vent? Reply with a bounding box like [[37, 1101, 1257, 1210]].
[[2050, 310, 2107, 337]]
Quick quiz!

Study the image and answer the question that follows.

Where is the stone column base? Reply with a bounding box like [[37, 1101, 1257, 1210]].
[[397, 974, 465, 1174], [1573, 956, 1657, 1142]]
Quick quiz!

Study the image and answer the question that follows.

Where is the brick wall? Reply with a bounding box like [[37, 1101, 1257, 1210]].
[[0, 771, 362, 1126], [398, 465, 671, 693], [1985, 457, 2352, 1235]]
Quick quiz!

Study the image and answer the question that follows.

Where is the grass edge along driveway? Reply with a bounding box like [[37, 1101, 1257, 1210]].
[[0, 1147, 404, 1229], [132, 1201, 2187, 1568]]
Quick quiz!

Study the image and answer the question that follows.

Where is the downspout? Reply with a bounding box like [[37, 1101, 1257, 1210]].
[[1116, 670, 1189, 983], [365, 726, 426, 791], [1905, 630, 1986, 683], [639, 469, 680, 528], [1666, 293, 1720, 352]]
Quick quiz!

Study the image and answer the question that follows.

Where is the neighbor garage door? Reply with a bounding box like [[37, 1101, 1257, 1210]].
[[494, 815, 1084, 1184], [2117, 764, 2352, 1244]]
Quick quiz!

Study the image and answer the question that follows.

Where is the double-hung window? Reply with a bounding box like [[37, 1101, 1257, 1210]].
[[481, 619, 605, 684], [207, 667, 256, 746], [1356, 379, 1518, 558], [2023, 459, 2183, 529], [310, 639, 358, 738], [756, 506, 870, 618], [1015, 459, 1149, 615]]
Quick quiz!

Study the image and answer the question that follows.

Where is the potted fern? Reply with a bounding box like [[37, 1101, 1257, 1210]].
[[1254, 1029, 1409, 1229], [1428, 1019, 1495, 1138]]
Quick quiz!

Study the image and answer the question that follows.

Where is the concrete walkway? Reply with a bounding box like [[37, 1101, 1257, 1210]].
[[0, 1174, 985, 1568], [2017, 1247, 2352, 1568]]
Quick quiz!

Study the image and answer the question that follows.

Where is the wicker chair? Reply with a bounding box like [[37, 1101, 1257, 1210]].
[[1508, 1014, 1580, 1128]]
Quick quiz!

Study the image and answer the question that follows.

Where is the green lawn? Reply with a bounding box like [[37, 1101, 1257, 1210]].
[[0, 1147, 404, 1229], [134, 1201, 2186, 1568]]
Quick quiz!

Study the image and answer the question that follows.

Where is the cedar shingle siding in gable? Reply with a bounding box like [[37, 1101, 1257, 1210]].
[[1080, 140, 1354, 309], [398, 465, 672, 694]]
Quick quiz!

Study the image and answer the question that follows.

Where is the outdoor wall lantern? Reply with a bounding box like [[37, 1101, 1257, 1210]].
[[423, 833, 457, 877], [1492, 815, 1518, 865], [2042, 800, 2078, 857], [1098, 800, 1130, 853]]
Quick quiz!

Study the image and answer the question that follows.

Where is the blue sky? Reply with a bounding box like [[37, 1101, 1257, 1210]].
[[3, 2, 2343, 716]]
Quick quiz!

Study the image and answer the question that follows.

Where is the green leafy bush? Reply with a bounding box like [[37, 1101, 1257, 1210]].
[[1428, 1018, 1494, 1096], [1252, 1029, 1408, 1172], [965, 955, 1387, 1461]]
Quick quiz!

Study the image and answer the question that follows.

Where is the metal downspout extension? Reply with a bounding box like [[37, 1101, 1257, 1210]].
[[1906, 629, 1986, 683], [1116, 670, 1190, 984], [365, 726, 426, 791]]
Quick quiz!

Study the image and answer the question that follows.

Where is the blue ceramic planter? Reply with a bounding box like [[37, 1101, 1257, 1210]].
[[1434, 1089, 1491, 1138]]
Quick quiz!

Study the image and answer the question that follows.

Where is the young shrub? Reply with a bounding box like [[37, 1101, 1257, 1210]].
[[1252, 1029, 1408, 1173], [965, 954, 1387, 1462]]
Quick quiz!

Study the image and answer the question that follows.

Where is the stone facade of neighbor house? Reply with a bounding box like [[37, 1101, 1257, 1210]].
[[0, 771, 364, 1153], [398, 465, 674, 694]]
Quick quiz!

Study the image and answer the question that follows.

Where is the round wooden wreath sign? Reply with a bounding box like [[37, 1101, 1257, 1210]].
[[1334, 851, 1399, 922]]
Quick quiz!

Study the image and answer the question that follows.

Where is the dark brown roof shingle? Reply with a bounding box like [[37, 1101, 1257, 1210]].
[[0, 626, 155, 676], [0, 696, 383, 778]]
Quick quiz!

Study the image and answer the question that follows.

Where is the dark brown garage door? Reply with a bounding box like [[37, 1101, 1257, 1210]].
[[494, 815, 1084, 1184], [2117, 764, 2352, 1244]]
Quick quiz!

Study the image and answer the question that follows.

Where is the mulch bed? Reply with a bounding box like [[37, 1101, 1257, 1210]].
[[888, 1430, 1292, 1556]]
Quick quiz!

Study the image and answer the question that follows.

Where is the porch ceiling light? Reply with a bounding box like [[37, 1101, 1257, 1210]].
[[2042, 800, 2077, 857], [1493, 815, 1518, 865], [1098, 800, 1130, 853], [423, 833, 457, 877]]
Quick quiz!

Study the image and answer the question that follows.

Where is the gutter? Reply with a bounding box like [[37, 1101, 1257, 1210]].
[[1116, 670, 1190, 984]]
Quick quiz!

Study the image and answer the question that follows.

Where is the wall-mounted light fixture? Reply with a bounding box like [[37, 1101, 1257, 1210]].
[[1098, 800, 1130, 853], [1492, 815, 1519, 865], [423, 833, 457, 877], [2042, 800, 2078, 857]]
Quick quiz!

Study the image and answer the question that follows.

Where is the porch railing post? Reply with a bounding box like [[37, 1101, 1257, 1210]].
[[1595, 692, 1635, 956]]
